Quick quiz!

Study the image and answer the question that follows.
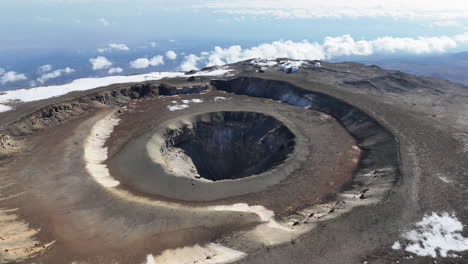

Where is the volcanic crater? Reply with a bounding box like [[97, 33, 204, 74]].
[[160, 111, 296, 181], [1, 60, 466, 264]]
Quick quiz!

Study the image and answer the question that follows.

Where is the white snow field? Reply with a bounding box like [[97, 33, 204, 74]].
[[0, 69, 231, 112]]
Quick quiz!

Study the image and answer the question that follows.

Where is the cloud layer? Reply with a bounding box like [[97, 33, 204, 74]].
[[108, 67, 123, 74], [199, 0, 468, 20], [179, 33, 468, 70], [90, 56, 113, 70], [180, 54, 202, 71], [166, 50, 177, 60], [37, 64, 53, 74], [1, 71, 27, 84], [37, 67, 75, 84], [129, 56, 164, 69], [97, 44, 130, 53]]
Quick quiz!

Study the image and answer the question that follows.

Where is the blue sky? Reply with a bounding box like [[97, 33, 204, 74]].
[[1, 0, 468, 90]]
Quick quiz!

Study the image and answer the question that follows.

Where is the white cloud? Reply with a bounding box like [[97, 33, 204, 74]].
[[99, 18, 110, 26], [129, 56, 164, 69], [0, 68, 5, 76], [166, 50, 178, 60], [322, 34, 460, 56], [109, 43, 129, 50], [89, 56, 113, 70], [37, 64, 53, 74], [455, 33, 468, 42], [108, 67, 123, 74], [1, 71, 27, 84], [37, 67, 75, 84], [205, 41, 323, 66], [195, 33, 468, 67], [130, 59, 151, 69], [179, 54, 201, 71], [432, 20, 461, 27], [97, 43, 130, 53], [150, 42, 158, 47], [150, 56, 164, 66], [198, 0, 468, 21]]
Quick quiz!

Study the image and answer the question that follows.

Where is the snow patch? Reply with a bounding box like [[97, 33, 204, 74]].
[[0, 104, 13, 112], [149, 243, 246, 264], [439, 176, 451, 183], [0, 69, 231, 113], [83, 113, 121, 188], [213, 203, 290, 230], [190, 98, 203, 103], [214, 96, 230, 101], [392, 241, 402, 250], [167, 104, 189, 111], [145, 254, 156, 264], [168, 99, 203, 111], [250, 58, 278, 67], [392, 212, 468, 257]]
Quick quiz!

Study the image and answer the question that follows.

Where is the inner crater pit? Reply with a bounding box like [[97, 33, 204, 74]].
[[161, 111, 296, 181]]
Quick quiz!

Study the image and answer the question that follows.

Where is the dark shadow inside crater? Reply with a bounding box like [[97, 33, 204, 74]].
[[165, 112, 295, 181]]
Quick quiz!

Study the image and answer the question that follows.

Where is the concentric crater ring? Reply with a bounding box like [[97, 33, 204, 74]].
[[107, 109, 311, 201], [106, 77, 399, 209]]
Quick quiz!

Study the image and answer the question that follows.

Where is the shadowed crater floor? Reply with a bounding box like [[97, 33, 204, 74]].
[[164, 111, 295, 181]]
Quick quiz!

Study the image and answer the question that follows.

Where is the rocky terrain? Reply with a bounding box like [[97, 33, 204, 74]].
[[0, 59, 467, 264]]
